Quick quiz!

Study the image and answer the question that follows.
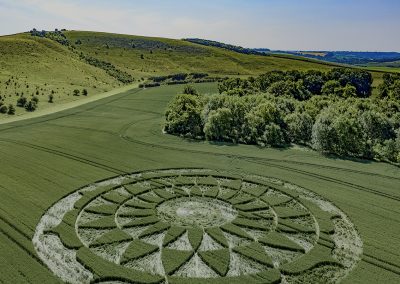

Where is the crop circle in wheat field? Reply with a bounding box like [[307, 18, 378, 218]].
[[33, 168, 363, 284]]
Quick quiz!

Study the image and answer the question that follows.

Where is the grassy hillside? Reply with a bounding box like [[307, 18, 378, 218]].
[[0, 30, 389, 118], [0, 83, 399, 283]]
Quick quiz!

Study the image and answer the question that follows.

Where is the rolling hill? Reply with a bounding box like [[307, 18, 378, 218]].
[[0, 30, 389, 119]]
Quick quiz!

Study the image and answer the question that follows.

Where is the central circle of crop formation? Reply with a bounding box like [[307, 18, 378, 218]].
[[33, 168, 363, 284], [157, 197, 238, 228]]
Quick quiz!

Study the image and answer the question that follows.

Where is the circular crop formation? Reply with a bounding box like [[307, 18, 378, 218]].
[[33, 169, 362, 284]]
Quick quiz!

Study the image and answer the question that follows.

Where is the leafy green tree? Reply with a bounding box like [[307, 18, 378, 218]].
[[7, 104, 15, 115], [360, 111, 394, 142], [73, 89, 80, 96], [17, 96, 27, 107], [321, 80, 341, 96], [257, 123, 285, 147], [48, 94, 54, 103], [182, 85, 198, 96], [82, 89, 88, 96], [285, 112, 313, 144], [0, 105, 7, 114], [204, 108, 234, 141], [32, 96, 39, 103], [165, 94, 203, 138], [25, 100, 37, 112], [311, 110, 337, 153], [341, 84, 357, 98]]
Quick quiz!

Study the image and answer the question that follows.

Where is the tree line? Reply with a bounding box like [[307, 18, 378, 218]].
[[164, 69, 400, 163]]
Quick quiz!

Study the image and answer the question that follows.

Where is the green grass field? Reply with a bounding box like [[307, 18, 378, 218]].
[[0, 83, 399, 283]]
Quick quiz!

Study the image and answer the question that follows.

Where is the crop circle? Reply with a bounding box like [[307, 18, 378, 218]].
[[33, 168, 362, 284]]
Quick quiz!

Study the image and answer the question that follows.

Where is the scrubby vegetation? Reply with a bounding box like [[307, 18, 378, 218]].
[[139, 73, 220, 88], [184, 38, 270, 55], [165, 68, 400, 163]]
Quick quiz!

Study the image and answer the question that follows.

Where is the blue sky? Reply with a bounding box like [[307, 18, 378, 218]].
[[0, 0, 399, 51]]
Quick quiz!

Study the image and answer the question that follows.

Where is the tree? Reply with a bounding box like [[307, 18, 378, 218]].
[[73, 89, 80, 96], [25, 100, 37, 112], [164, 94, 203, 138], [311, 110, 337, 153], [182, 85, 198, 96], [0, 105, 7, 114], [32, 96, 39, 103], [285, 112, 313, 144], [341, 84, 357, 98], [82, 89, 88, 96], [17, 96, 27, 107], [48, 94, 54, 103], [257, 123, 285, 147], [204, 108, 234, 142], [321, 80, 341, 96], [360, 111, 394, 142], [7, 104, 15, 115]]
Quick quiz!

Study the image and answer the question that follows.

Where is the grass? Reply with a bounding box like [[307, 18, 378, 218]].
[[0, 30, 390, 120], [0, 83, 399, 283]]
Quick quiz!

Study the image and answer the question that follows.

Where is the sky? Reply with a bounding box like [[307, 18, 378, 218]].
[[0, 0, 399, 51]]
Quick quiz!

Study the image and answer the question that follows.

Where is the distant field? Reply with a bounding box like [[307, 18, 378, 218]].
[[0, 83, 399, 283]]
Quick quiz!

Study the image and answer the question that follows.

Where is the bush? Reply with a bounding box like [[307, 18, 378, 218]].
[[204, 108, 234, 142], [48, 94, 54, 103], [82, 89, 88, 96], [32, 96, 39, 103], [73, 89, 80, 96], [182, 85, 198, 96], [7, 104, 15, 115], [285, 112, 313, 144], [17, 96, 27, 107], [257, 123, 285, 147], [25, 100, 37, 112], [0, 105, 8, 114], [164, 94, 203, 138]]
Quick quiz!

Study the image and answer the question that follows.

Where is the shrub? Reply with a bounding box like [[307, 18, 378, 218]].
[[73, 89, 80, 96], [204, 108, 234, 142], [17, 96, 27, 107], [164, 94, 204, 138], [257, 123, 285, 147], [7, 104, 15, 115], [82, 89, 88, 96], [0, 105, 7, 114], [25, 100, 37, 112], [182, 85, 198, 96], [285, 112, 313, 144], [48, 94, 54, 103], [32, 96, 39, 103]]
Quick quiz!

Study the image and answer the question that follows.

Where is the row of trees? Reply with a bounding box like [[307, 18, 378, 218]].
[[218, 68, 373, 99], [165, 82, 400, 163]]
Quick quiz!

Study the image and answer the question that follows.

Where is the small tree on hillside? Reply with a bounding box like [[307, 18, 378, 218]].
[[73, 89, 80, 96], [48, 94, 54, 103], [82, 89, 88, 96], [25, 100, 37, 112], [7, 104, 15, 115]]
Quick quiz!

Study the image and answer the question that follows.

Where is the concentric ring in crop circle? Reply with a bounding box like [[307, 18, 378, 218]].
[[33, 168, 363, 284]]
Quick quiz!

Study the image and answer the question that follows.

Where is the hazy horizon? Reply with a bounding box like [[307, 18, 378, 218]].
[[0, 0, 399, 52]]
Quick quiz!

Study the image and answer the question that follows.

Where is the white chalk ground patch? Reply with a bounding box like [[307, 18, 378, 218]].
[[282, 265, 342, 284], [243, 228, 268, 241], [226, 251, 266, 276], [198, 233, 223, 251], [167, 231, 192, 251], [124, 251, 165, 276], [174, 253, 219, 278], [77, 211, 105, 225], [283, 233, 315, 253], [223, 232, 252, 248], [264, 246, 301, 268], [290, 216, 316, 228], [33, 192, 93, 283], [91, 241, 131, 264], [115, 186, 132, 197], [141, 232, 166, 247], [123, 226, 149, 239], [78, 228, 112, 246]]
